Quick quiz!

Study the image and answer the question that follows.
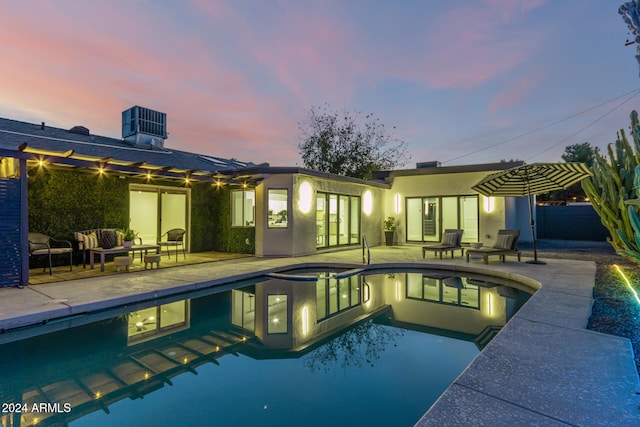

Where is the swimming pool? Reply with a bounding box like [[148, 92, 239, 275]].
[[0, 268, 532, 426]]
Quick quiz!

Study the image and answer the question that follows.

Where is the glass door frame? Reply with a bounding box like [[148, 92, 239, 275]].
[[316, 192, 361, 249], [405, 195, 479, 243], [129, 183, 190, 249]]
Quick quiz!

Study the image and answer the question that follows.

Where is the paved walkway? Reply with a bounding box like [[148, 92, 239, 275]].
[[1, 246, 638, 425]]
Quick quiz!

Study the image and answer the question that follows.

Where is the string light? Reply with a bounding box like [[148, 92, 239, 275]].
[[614, 264, 640, 305]]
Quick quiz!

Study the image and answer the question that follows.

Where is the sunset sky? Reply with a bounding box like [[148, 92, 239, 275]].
[[1, 0, 639, 168]]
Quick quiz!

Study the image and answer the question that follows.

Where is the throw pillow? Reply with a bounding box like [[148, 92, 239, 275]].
[[76, 232, 99, 250], [493, 234, 514, 250], [441, 231, 458, 246], [101, 230, 117, 249], [85, 232, 99, 249]]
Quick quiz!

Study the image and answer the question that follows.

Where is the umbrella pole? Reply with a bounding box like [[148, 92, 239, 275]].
[[526, 192, 546, 265]]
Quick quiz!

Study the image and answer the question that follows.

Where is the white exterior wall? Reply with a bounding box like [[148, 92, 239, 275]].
[[387, 170, 524, 245], [255, 173, 387, 257]]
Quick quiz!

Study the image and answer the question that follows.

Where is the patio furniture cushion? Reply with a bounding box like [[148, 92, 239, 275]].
[[116, 231, 124, 246], [466, 229, 521, 264], [75, 232, 99, 250], [493, 233, 514, 250], [422, 229, 464, 259], [101, 230, 117, 249], [441, 231, 458, 246]]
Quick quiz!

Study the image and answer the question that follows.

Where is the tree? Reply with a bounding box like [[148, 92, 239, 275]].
[[539, 142, 598, 202], [561, 142, 598, 167], [560, 142, 598, 201], [297, 105, 410, 179]]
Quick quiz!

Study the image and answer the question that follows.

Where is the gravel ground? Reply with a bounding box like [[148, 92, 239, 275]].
[[520, 240, 640, 373]]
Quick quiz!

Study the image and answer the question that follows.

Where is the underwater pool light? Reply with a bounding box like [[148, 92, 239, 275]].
[[613, 264, 640, 305]]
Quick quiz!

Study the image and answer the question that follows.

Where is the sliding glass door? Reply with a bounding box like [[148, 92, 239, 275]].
[[130, 185, 188, 246], [406, 195, 478, 243], [316, 192, 360, 248]]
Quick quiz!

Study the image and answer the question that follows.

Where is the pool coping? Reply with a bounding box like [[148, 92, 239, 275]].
[[0, 247, 638, 424]]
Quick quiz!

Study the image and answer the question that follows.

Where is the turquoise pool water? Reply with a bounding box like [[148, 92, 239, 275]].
[[0, 268, 532, 426]]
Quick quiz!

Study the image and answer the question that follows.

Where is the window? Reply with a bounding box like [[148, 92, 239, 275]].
[[268, 295, 288, 334], [405, 274, 479, 309], [268, 189, 288, 228], [315, 276, 361, 321], [316, 192, 360, 248], [231, 189, 255, 227]]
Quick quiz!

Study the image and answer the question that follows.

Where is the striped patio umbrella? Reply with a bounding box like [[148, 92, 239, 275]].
[[472, 162, 592, 264]]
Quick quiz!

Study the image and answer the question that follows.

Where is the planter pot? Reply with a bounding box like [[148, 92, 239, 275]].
[[384, 231, 394, 246], [123, 241, 133, 248]]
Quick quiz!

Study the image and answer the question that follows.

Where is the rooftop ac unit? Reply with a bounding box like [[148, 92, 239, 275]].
[[122, 106, 167, 148]]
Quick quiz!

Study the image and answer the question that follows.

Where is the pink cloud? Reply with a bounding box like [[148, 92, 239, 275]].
[[410, 2, 543, 89], [487, 75, 539, 118]]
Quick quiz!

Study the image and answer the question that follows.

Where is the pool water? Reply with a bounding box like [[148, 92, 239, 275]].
[[0, 269, 532, 427]]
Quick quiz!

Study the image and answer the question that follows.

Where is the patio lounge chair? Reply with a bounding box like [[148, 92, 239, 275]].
[[422, 229, 464, 259], [465, 229, 521, 264], [28, 232, 73, 275], [158, 228, 186, 260]]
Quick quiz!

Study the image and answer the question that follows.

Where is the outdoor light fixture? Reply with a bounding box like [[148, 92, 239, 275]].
[[488, 293, 494, 317], [363, 281, 371, 304], [614, 264, 640, 305], [298, 181, 312, 213], [302, 306, 309, 335], [483, 196, 495, 213], [395, 194, 402, 214], [363, 190, 373, 215], [395, 280, 402, 302]]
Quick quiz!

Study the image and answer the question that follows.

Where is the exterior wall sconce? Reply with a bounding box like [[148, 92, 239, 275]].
[[487, 293, 494, 317], [394, 194, 401, 214], [363, 281, 371, 304], [301, 306, 309, 335], [483, 196, 495, 213], [298, 181, 312, 213], [363, 190, 373, 215]]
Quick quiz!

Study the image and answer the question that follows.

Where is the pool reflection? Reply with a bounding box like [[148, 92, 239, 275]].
[[0, 270, 531, 427]]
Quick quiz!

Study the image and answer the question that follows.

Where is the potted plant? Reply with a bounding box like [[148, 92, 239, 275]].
[[122, 227, 138, 248], [384, 216, 396, 246]]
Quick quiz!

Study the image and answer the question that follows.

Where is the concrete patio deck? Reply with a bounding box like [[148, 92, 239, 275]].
[[0, 245, 638, 426]]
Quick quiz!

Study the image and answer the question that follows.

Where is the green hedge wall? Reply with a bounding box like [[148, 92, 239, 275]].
[[193, 184, 255, 254], [28, 168, 129, 241], [28, 168, 255, 255]]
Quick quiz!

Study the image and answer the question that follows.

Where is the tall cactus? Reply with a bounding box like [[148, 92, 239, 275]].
[[582, 110, 640, 261]]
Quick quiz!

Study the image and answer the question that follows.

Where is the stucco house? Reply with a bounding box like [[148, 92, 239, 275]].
[[0, 106, 531, 287]]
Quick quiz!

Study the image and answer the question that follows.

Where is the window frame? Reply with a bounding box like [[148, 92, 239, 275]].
[[231, 189, 255, 228], [267, 188, 289, 229], [405, 195, 479, 243]]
